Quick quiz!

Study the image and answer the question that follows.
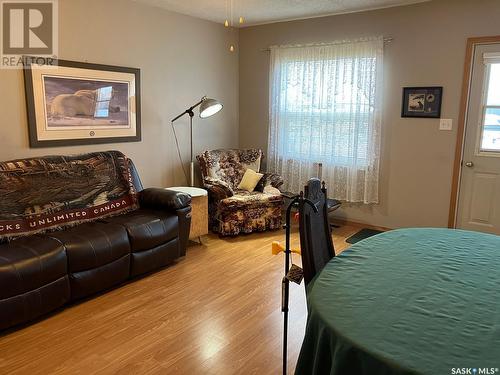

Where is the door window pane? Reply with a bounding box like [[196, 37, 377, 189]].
[[481, 107, 500, 151], [480, 64, 500, 151], [486, 64, 500, 105]]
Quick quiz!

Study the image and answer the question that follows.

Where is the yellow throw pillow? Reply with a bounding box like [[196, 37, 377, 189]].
[[238, 168, 264, 192]]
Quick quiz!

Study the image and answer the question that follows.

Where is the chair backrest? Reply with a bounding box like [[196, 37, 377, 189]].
[[299, 178, 335, 285], [196, 149, 263, 189]]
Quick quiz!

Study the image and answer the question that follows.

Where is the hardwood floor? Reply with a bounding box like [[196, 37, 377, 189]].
[[0, 224, 366, 375]]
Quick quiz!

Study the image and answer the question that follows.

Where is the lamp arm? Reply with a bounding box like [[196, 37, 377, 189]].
[[171, 96, 207, 122]]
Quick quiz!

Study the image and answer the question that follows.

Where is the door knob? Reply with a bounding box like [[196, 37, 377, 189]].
[[464, 161, 474, 168]]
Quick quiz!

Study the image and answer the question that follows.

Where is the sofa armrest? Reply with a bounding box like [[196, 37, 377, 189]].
[[256, 172, 284, 192], [203, 177, 234, 200], [139, 188, 191, 211]]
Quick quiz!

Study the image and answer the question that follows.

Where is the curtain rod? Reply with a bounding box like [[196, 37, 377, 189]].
[[260, 37, 393, 52]]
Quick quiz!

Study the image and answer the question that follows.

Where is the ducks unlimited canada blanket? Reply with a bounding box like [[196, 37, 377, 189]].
[[0, 151, 139, 240]]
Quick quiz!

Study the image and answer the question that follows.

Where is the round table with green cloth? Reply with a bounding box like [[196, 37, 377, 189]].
[[295, 228, 500, 375]]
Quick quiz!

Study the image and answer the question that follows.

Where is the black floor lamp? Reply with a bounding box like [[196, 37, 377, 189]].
[[171, 96, 223, 186]]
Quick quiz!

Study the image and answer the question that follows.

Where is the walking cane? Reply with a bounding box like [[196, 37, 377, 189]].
[[281, 192, 318, 375]]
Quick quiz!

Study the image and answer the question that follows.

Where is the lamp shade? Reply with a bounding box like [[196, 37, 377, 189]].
[[199, 98, 223, 118]]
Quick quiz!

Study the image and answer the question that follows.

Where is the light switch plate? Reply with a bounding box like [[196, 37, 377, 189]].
[[439, 119, 453, 131]]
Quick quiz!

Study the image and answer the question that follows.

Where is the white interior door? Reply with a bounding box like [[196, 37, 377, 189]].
[[457, 44, 500, 234]]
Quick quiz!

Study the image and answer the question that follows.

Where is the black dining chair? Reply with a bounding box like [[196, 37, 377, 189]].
[[298, 178, 336, 285]]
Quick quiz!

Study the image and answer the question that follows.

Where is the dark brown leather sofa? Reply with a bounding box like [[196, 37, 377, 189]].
[[0, 161, 191, 331]]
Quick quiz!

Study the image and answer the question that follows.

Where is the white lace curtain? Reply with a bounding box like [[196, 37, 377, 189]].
[[268, 37, 384, 203]]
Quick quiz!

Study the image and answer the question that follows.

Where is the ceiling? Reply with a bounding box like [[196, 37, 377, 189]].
[[133, 0, 431, 27]]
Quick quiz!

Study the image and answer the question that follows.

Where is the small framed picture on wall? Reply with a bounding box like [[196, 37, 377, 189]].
[[401, 87, 443, 118]]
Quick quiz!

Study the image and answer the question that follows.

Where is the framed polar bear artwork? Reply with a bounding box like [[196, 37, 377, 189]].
[[23, 58, 141, 147]]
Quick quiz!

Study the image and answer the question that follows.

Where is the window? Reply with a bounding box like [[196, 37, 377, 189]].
[[268, 38, 383, 203], [94, 86, 113, 118], [481, 59, 500, 152], [279, 58, 375, 166]]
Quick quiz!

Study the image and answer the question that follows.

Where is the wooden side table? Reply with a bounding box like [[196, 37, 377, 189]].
[[165, 187, 208, 244]]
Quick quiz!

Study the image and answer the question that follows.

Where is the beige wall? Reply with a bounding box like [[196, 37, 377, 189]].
[[0, 0, 239, 188], [239, 0, 500, 229], [2, 0, 499, 228]]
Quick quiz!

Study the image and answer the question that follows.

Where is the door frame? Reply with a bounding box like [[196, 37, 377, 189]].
[[448, 35, 500, 228]]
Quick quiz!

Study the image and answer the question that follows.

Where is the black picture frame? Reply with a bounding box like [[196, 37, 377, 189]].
[[401, 86, 443, 118], [23, 58, 141, 147]]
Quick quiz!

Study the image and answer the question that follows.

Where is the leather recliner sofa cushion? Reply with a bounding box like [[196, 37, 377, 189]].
[[0, 236, 68, 299], [48, 222, 131, 300], [102, 209, 178, 252], [48, 222, 130, 272], [129, 238, 180, 277], [67, 254, 130, 301], [0, 236, 70, 330]]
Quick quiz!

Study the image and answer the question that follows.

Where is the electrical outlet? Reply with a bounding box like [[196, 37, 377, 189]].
[[439, 119, 453, 131]]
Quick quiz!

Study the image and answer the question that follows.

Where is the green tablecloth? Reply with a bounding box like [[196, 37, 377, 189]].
[[295, 228, 500, 375]]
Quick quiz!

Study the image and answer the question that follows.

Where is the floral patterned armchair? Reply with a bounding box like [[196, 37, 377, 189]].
[[196, 149, 284, 236]]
